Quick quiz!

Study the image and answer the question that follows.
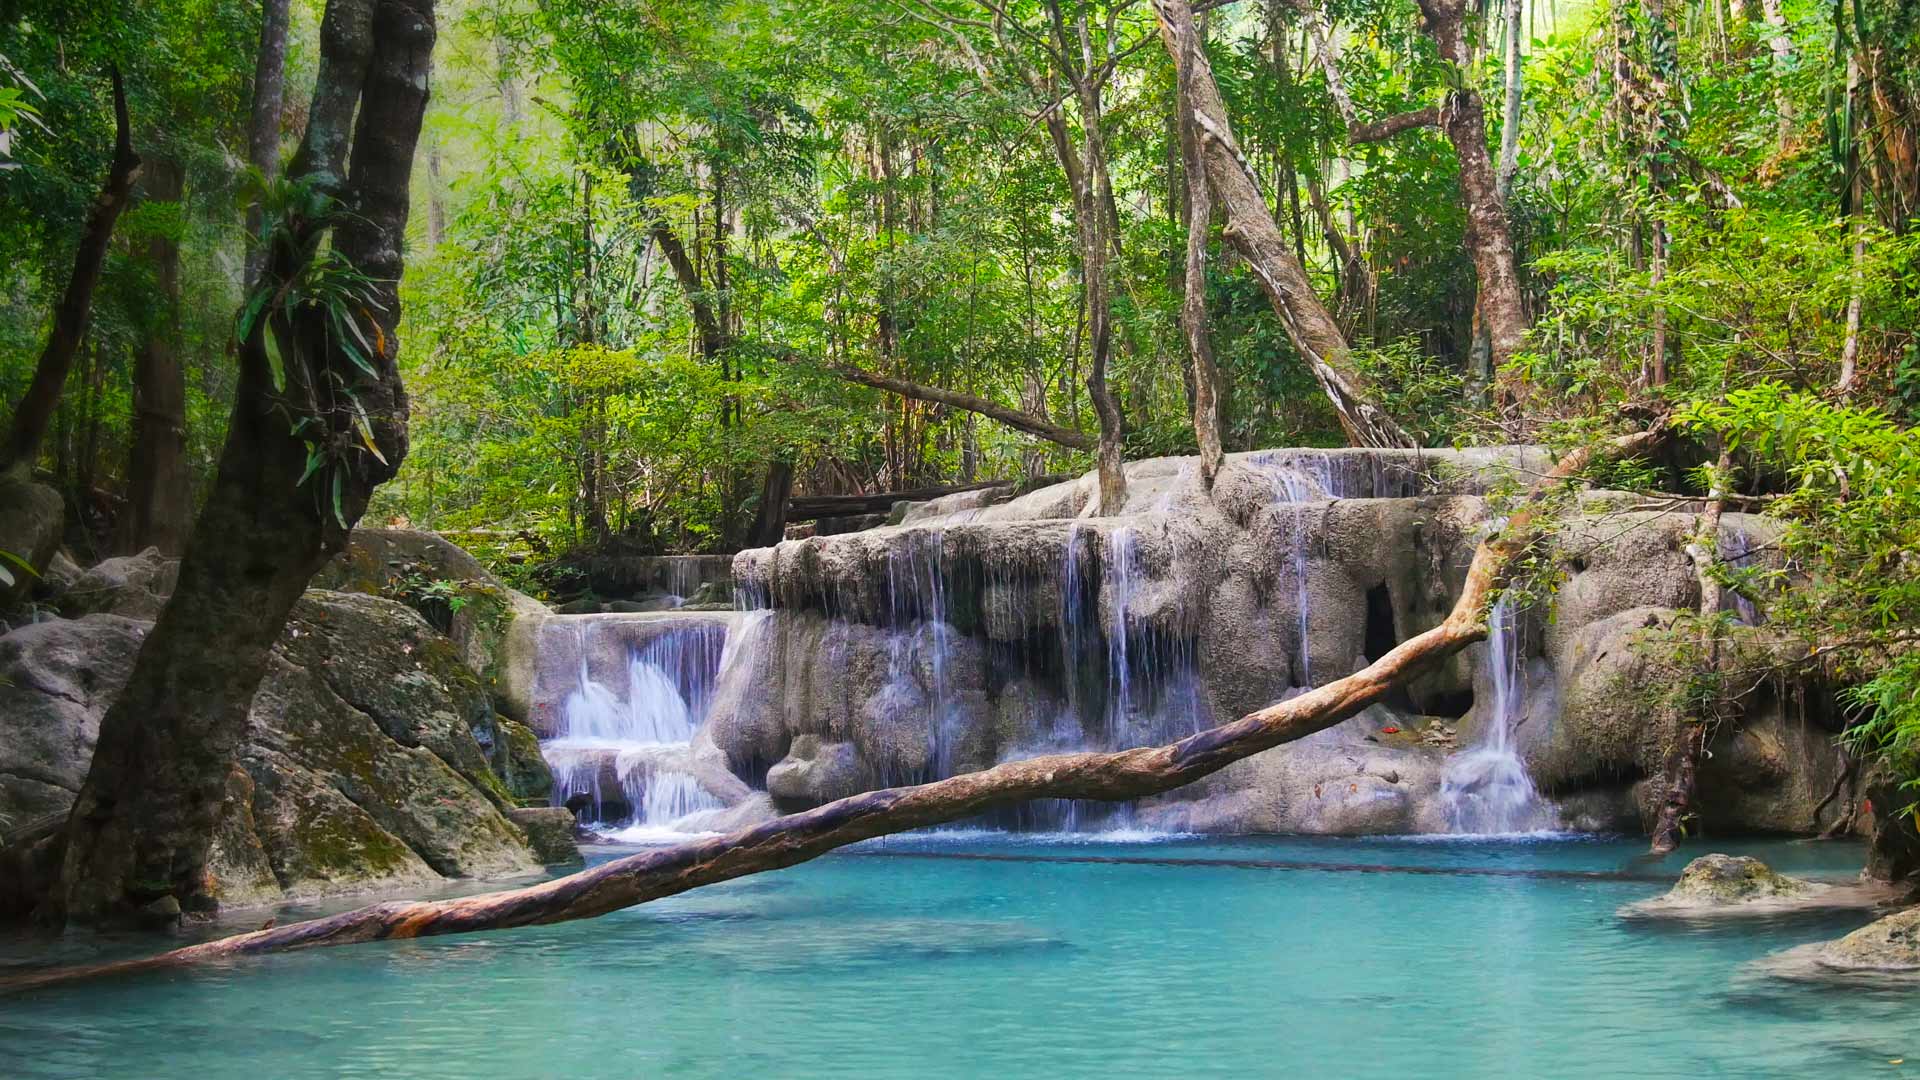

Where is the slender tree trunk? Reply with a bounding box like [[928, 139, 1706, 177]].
[[1642, 0, 1676, 387], [1498, 0, 1524, 200], [122, 155, 193, 555], [1416, 0, 1530, 382], [3, 69, 140, 474], [1838, 53, 1865, 397], [0, 425, 1670, 986], [48, 0, 435, 929], [1649, 449, 1731, 854], [1151, 0, 1414, 449], [1173, 8, 1224, 484], [1757, 0, 1794, 147], [245, 0, 292, 289]]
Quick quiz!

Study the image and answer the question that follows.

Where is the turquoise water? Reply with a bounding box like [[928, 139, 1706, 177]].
[[1, 834, 1912, 1079]]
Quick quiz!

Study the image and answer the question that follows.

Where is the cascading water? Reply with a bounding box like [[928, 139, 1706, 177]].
[[1438, 596, 1554, 834], [1259, 451, 1336, 687], [540, 618, 729, 833]]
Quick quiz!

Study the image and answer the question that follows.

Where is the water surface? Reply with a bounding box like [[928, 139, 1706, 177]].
[[1, 834, 1910, 1079]]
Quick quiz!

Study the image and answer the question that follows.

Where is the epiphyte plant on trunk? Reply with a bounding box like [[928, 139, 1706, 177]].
[[238, 172, 396, 527]]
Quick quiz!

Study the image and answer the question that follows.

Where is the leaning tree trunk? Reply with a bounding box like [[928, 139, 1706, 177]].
[[2, 424, 1668, 989], [2, 68, 140, 474], [834, 364, 1096, 450], [1150, 0, 1414, 450], [122, 155, 193, 555], [1414, 0, 1529, 384], [48, 0, 436, 929]]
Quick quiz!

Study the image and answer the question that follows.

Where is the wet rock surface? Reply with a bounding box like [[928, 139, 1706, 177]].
[[1816, 905, 1920, 972]]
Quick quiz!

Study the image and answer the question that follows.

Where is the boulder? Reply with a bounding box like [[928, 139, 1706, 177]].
[[59, 548, 179, 619], [507, 806, 583, 865], [315, 527, 552, 722], [1815, 906, 1920, 973], [766, 735, 870, 809], [1659, 854, 1814, 905], [0, 590, 553, 912], [0, 473, 63, 608]]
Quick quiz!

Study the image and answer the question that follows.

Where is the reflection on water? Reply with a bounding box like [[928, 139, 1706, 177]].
[[0, 835, 1907, 1080]]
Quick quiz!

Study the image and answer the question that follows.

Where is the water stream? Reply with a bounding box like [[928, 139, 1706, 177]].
[[1439, 596, 1554, 834]]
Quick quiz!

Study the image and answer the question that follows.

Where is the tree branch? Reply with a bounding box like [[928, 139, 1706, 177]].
[[1348, 106, 1440, 144], [835, 364, 1097, 450]]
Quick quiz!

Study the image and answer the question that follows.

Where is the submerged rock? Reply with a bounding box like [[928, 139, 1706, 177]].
[[1815, 906, 1920, 972]]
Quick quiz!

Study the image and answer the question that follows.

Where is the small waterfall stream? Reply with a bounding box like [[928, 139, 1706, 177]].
[[540, 618, 728, 833], [1438, 596, 1554, 834]]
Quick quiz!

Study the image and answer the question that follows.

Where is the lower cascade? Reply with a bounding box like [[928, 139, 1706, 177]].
[[1439, 595, 1554, 835]]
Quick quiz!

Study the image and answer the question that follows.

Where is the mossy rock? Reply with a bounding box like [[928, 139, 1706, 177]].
[[1817, 906, 1920, 972], [1665, 854, 1814, 905]]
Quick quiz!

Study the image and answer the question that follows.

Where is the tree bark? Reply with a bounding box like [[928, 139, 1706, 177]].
[[0, 424, 1670, 990], [2, 68, 140, 474], [1348, 107, 1441, 144], [47, 0, 435, 929], [122, 155, 193, 555], [745, 461, 793, 547], [1414, 0, 1530, 383], [1497, 0, 1524, 200], [245, 0, 292, 289], [1172, 7, 1224, 484], [1150, 0, 1414, 450], [835, 364, 1096, 450], [1649, 449, 1731, 855]]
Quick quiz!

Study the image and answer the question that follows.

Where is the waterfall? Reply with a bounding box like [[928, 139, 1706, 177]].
[[541, 617, 730, 833], [1438, 596, 1554, 834], [1260, 451, 1334, 687]]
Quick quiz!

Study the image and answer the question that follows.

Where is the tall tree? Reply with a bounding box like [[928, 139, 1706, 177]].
[[120, 154, 192, 554], [244, 0, 291, 288], [49, 0, 436, 928], [1, 68, 139, 475], [1151, 0, 1414, 449]]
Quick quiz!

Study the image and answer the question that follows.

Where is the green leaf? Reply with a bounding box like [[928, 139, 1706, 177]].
[[263, 321, 287, 392], [297, 444, 327, 487], [350, 399, 389, 465], [236, 287, 272, 342], [331, 464, 348, 529]]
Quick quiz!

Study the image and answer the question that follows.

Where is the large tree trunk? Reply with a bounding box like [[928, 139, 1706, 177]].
[[0, 424, 1670, 989], [1150, 0, 1414, 450], [2, 69, 140, 474], [47, 0, 435, 929], [245, 0, 292, 289], [1172, 7, 1224, 484], [122, 155, 193, 555]]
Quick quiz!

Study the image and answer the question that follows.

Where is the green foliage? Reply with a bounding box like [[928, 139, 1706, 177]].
[[1678, 384, 1920, 794]]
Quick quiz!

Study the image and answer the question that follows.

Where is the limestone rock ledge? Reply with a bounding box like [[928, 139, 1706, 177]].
[[0, 590, 555, 917]]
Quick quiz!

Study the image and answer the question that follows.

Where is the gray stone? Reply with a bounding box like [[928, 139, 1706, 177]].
[[60, 548, 179, 620], [1662, 854, 1815, 905], [1816, 906, 1920, 972], [0, 472, 61, 608], [0, 591, 550, 910], [766, 735, 869, 808], [508, 806, 583, 865]]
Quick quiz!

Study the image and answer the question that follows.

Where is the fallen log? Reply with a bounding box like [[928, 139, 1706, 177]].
[[0, 425, 1666, 993]]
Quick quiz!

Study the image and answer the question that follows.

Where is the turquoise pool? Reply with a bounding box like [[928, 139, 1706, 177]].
[[1, 834, 1910, 1079]]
